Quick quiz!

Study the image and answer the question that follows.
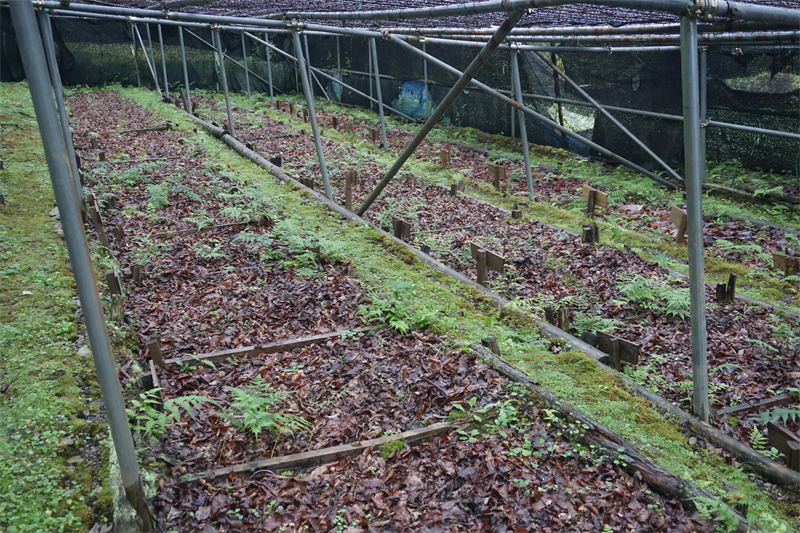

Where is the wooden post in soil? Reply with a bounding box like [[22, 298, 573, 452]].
[[332, 116, 339, 130], [670, 206, 688, 244], [475, 248, 488, 286], [440, 149, 450, 168], [450, 183, 458, 196], [773, 253, 800, 277], [392, 216, 411, 241], [147, 334, 165, 369], [581, 185, 608, 217], [768, 422, 800, 471], [89, 204, 110, 248], [132, 265, 144, 285], [269, 155, 282, 167], [487, 163, 506, 190], [558, 307, 570, 332], [544, 306, 555, 325], [511, 202, 522, 219], [481, 336, 500, 355], [99, 152, 106, 162], [368, 127, 380, 143], [299, 177, 315, 190], [90, 136, 98, 149], [582, 224, 599, 244], [302, 108, 309, 122]]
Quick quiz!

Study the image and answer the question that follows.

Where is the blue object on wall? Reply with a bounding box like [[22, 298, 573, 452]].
[[391, 81, 434, 118]]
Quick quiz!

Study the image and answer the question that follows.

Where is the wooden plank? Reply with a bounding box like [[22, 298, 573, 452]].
[[149, 220, 260, 239], [178, 421, 458, 483], [596, 331, 639, 365], [165, 327, 373, 366], [96, 124, 171, 136], [89, 205, 110, 248], [148, 336, 166, 370], [392, 217, 411, 241], [487, 164, 506, 190], [715, 392, 797, 418], [475, 248, 488, 286], [105, 270, 122, 296], [469, 243, 505, 273], [581, 185, 609, 208], [440, 149, 450, 168], [670, 206, 688, 243], [768, 422, 800, 470]]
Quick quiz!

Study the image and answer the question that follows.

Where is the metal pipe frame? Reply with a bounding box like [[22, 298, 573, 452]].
[[38, 8, 84, 218], [358, 10, 526, 216], [390, 34, 679, 189], [511, 49, 533, 199], [304, 32, 331, 101], [680, 15, 710, 424], [247, 31, 415, 119], [184, 28, 277, 92], [131, 23, 142, 87], [241, 33, 250, 101], [178, 25, 192, 112], [145, 23, 162, 95], [8, 0, 152, 528], [213, 28, 235, 136], [292, 31, 332, 199], [368, 39, 374, 111], [533, 49, 684, 182], [699, 46, 708, 183], [134, 24, 162, 97], [265, 32, 274, 104], [158, 23, 168, 97], [370, 38, 388, 148]]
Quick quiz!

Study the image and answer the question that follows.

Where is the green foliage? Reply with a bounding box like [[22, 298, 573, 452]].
[[714, 239, 771, 261], [379, 439, 404, 460], [193, 238, 227, 260], [146, 184, 169, 210], [693, 496, 741, 533], [220, 375, 311, 441], [616, 274, 691, 320], [127, 388, 218, 444], [753, 408, 800, 426], [129, 235, 171, 264], [184, 208, 214, 230]]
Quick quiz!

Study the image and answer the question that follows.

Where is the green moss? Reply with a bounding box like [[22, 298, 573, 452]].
[[379, 439, 405, 460]]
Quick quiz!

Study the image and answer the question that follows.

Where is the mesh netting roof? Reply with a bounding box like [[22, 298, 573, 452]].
[[83, 0, 800, 28]]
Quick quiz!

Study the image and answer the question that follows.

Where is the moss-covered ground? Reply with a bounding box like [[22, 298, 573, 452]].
[[0, 82, 113, 533]]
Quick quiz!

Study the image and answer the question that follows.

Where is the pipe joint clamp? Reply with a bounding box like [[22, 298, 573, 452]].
[[700, 0, 720, 21]]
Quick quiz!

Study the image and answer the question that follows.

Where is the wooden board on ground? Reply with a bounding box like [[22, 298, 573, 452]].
[[596, 331, 639, 367], [581, 185, 609, 208], [487, 164, 506, 189], [178, 421, 459, 483], [469, 243, 505, 273], [164, 327, 373, 366], [774, 253, 800, 276], [715, 392, 798, 418], [768, 422, 800, 471], [670, 206, 688, 243]]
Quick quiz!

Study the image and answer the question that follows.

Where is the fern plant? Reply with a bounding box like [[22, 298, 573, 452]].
[[146, 184, 169, 210], [753, 408, 800, 426], [220, 375, 311, 441], [127, 388, 218, 444]]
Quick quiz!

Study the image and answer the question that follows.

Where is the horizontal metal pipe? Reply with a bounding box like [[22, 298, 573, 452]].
[[705, 120, 800, 141], [408, 30, 800, 44], [145, 0, 216, 9], [389, 35, 680, 189], [183, 28, 275, 88]]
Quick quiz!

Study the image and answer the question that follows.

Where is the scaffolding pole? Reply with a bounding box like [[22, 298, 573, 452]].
[[511, 48, 533, 200], [292, 31, 331, 199], [178, 26, 192, 113], [370, 37, 388, 148], [358, 10, 525, 216], [8, 0, 152, 528], [213, 28, 235, 136], [158, 23, 168, 97], [680, 15, 710, 424]]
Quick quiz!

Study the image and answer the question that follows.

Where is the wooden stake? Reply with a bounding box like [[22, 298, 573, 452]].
[[392, 217, 411, 241], [89, 205, 110, 248], [587, 189, 597, 217], [476, 248, 488, 286], [105, 270, 122, 296], [726, 273, 737, 304], [302, 108, 309, 122], [332, 116, 339, 130], [344, 171, 355, 212], [450, 183, 458, 196], [147, 335, 166, 369], [511, 209, 522, 219], [110, 294, 125, 325], [481, 336, 500, 355], [99, 152, 106, 162], [558, 307, 570, 332], [715, 283, 728, 303], [582, 224, 599, 244], [609, 338, 621, 371], [90, 137, 99, 149], [441, 150, 450, 168], [269, 155, 282, 167], [299, 177, 315, 190], [544, 306, 555, 325], [132, 265, 143, 285], [670, 206, 688, 244]]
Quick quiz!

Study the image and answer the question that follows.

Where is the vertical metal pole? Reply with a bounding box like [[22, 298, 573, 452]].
[[358, 11, 524, 216], [131, 24, 141, 87], [178, 26, 192, 113], [511, 49, 533, 200], [145, 23, 161, 95], [680, 15, 709, 424], [367, 40, 373, 110], [265, 34, 274, 105], [292, 31, 331, 199], [241, 33, 250, 102], [214, 29, 235, 136], [0, 6, 3, 83], [336, 35, 341, 101], [551, 47, 568, 148], [303, 33, 313, 86], [699, 46, 707, 184], [370, 38, 387, 148], [422, 40, 428, 89], [8, 1, 152, 528], [158, 23, 168, 97], [134, 25, 162, 98], [38, 10, 84, 219], [510, 89, 516, 137]]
